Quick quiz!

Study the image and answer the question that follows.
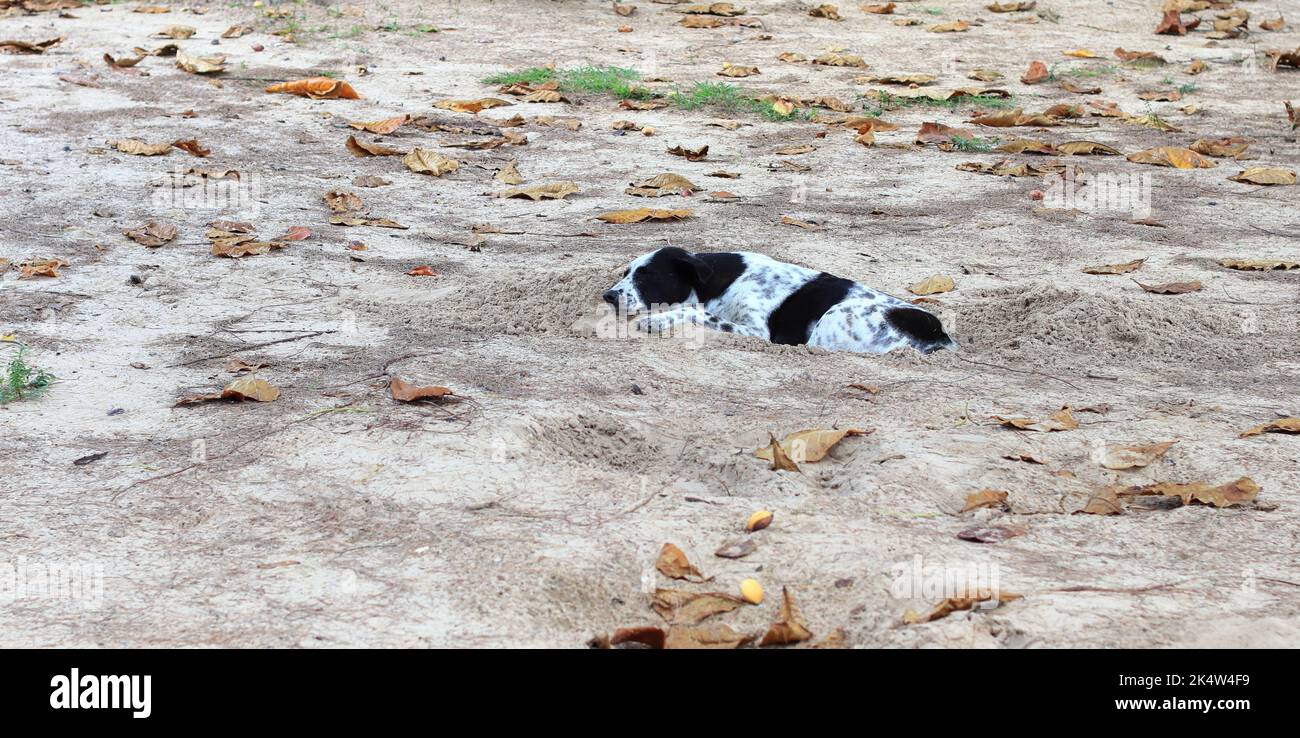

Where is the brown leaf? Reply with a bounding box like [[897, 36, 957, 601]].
[[1083, 257, 1145, 274], [1239, 418, 1300, 438], [908, 274, 954, 295], [1228, 167, 1296, 186], [17, 258, 68, 279], [759, 587, 812, 646], [0, 37, 63, 54], [124, 220, 178, 247], [1020, 60, 1049, 84], [957, 524, 1025, 543], [176, 377, 281, 406], [651, 589, 744, 625], [1137, 280, 1202, 294], [717, 63, 759, 77], [266, 77, 360, 99], [112, 139, 173, 156], [176, 51, 226, 75], [595, 208, 693, 224], [1098, 440, 1176, 470], [762, 431, 800, 472], [714, 538, 758, 559], [1126, 146, 1216, 169], [608, 625, 665, 649], [171, 138, 211, 157], [992, 407, 1079, 432], [1155, 9, 1199, 35], [626, 172, 698, 197], [324, 190, 364, 213], [665, 624, 754, 649], [667, 144, 709, 161], [494, 160, 524, 185], [495, 181, 579, 201], [1119, 477, 1259, 508], [433, 97, 511, 114], [755, 428, 867, 465], [961, 489, 1009, 513], [929, 20, 971, 33], [1218, 258, 1300, 271], [655, 543, 703, 580], [347, 114, 410, 134], [903, 590, 1021, 623], [808, 4, 842, 21], [1058, 140, 1122, 156], [389, 376, 454, 402], [1078, 487, 1124, 515], [405, 265, 438, 277], [403, 148, 459, 176]]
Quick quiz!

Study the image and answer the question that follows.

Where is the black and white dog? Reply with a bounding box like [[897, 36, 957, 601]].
[[602, 247, 956, 354]]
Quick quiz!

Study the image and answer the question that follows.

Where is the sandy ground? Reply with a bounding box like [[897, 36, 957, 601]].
[[1, 0, 1298, 648]]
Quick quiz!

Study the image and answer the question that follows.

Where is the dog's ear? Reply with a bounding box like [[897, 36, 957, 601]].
[[672, 251, 713, 286]]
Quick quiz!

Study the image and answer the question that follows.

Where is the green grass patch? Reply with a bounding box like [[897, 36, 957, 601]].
[[0, 346, 55, 404], [1054, 64, 1119, 79], [482, 66, 651, 99], [949, 135, 999, 153], [667, 82, 815, 121], [865, 90, 1017, 113]]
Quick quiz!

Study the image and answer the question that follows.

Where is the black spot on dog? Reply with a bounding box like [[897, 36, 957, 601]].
[[695, 252, 745, 302], [885, 306, 954, 352], [767, 273, 854, 345]]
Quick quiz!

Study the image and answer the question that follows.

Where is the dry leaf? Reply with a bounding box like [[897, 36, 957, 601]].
[[124, 220, 177, 247], [324, 190, 364, 213], [17, 258, 68, 279], [403, 148, 459, 176], [0, 37, 63, 54], [1083, 257, 1145, 274], [655, 543, 703, 580], [929, 20, 971, 33], [495, 161, 523, 185], [1126, 147, 1216, 169], [667, 144, 709, 161], [596, 208, 693, 223], [1099, 441, 1176, 470], [1058, 140, 1121, 156], [808, 4, 841, 20], [908, 274, 954, 295], [346, 135, 404, 157], [1228, 167, 1296, 185], [266, 77, 360, 99], [754, 428, 867, 464], [1239, 418, 1300, 437], [495, 181, 579, 200], [177, 377, 281, 405], [176, 51, 226, 75], [992, 406, 1079, 432], [625, 172, 698, 197], [433, 97, 511, 114], [714, 538, 757, 559], [1020, 60, 1049, 84], [957, 525, 1025, 543], [1119, 477, 1259, 508], [651, 589, 744, 625], [389, 376, 454, 402], [405, 265, 437, 277], [112, 139, 173, 156], [1218, 258, 1300, 271], [717, 63, 759, 77], [1137, 280, 1202, 294], [904, 590, 1021, 624], [1078, 487, 1124, 515], [347, 115, 410, 134], [762, 431, 800, 472], [665, 624, 753, 649], [759, 587, 812, 646], [961, 489, 1009, 513]]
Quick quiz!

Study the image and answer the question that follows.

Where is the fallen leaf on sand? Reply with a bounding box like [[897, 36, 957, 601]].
[[403, 148, 459, 176], [1058, 140, 1122, 156], [651, 589, 744, 625], [176, 51, 226, 74], [665, 624, 753, 649], [328, 215, 408, 228], [1189, 137, 1248, 157], [389, 376, 453, 402], [904, 590, 1021, 624], [345, 136, 403, 157], [124, 220, 178, 247], [495, 181, 579, 200], [908, 274, 954, 295], [655, 543, 704, 580], [324, 190, 364, 213], [433, 97, 510, 114], [1218, 258, 1299, 271], [625, 172, 698, 197], [667, 144, 709, 161], [957, 524, 1025, 543], [760, 587, 813, 646], [1239, 418, 1300, 438], [1, 37, 63, 54], [762, 431, 800, 472], [992, 407, 1079, 432], [596, 208, 693, 223], [714, 538, 757, 559], [112, 139, 173, 156], [405, 265, 438, 277], [1099, 441, 1176, 469], [755, 428, 866, 464], [17, 258, 68, 279], [1127, 147, 1216, 169], [176, 377, 281, 405], [1020, 60, 1049, 84], [717, 63, 759, 77], [1228, 167, 1296, 186], [929, 20, 971, 33], [961, 489, 1009, 513], [1083, 257, 1145, 274], [266, 77, 360, 99], [1119, 477, 1259, 508], [1078, 487, 1124, 515], [1137, 280, 1202, 294], [348, 115, 410, 134], [494, 161, 524, 184]]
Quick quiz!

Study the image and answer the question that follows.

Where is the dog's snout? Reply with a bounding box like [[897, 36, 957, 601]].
[[602, 289, 621, 306]]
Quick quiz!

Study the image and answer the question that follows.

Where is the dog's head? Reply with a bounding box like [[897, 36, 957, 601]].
[[603, 247, 712, 314]]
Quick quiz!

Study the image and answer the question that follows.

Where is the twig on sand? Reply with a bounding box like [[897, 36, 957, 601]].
[[954, 355, 1085, 391], [169, 330, 335, 367]]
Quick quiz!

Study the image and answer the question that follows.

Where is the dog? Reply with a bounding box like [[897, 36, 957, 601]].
[[602, 247, 956, 354]]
